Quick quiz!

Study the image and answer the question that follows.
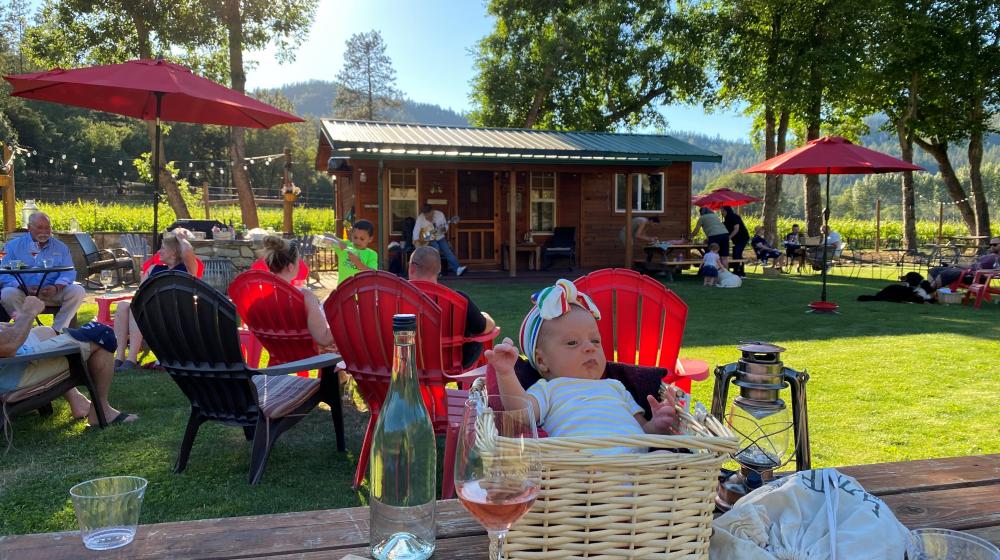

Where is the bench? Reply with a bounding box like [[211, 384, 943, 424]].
[[635, 258, 746, 281]]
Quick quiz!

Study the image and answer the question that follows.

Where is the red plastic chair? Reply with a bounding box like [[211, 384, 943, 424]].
[[324, 271, 471, 491], [409, 280, 500, 375], [963, 270, 999, 309], [573, 268, 710, 394], [229, 270, 318, 375]]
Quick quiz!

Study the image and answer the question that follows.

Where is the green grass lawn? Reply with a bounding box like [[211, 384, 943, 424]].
[[1, 267, 998, 535]]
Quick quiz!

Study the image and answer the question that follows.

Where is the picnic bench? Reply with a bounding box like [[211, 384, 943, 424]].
[[2, 454, 996, 558], [634, 242, 746, 280]]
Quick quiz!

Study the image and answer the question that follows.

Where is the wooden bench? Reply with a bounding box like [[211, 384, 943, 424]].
[[635, 258, 747, 281], [2, 454, 996, 558]]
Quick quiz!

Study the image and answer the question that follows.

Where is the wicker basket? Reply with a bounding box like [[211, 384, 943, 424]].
[[937, 291, 964, 305], [503, 407, 738, 560]]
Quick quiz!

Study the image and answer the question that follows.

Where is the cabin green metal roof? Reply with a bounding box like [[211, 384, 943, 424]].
[[319, 119, 722, 165]]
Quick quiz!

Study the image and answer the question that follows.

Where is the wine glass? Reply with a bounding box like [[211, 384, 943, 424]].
[[454, 393, 540, 560], [29, 241, 40, 265], [100, 270, 114, 294]]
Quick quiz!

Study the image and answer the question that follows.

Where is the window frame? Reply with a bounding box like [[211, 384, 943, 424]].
[[613, 172, 665, 213], [388, 167, 419, 235], [529, 172, 557, 234]]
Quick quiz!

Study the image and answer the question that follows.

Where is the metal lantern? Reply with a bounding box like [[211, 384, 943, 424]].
[[711, 342, 811, 511]]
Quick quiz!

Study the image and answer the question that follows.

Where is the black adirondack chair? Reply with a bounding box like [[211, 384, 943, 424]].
[[0, 345, 108, 429], [130, 271, 345, 484], [541, 226, 577, 270], [73, 233, 135, 288]]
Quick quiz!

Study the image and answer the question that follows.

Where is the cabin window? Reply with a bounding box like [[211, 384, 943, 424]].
[[614, 173, 664, 213], [389, 168, 418, 235], [530, 172, 556, 232]]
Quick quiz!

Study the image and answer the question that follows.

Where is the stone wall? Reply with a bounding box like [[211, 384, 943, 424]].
[[189, 239, 263, 271]]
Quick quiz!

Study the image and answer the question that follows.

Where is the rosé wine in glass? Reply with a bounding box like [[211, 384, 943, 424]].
[[457, 479, 539, 533]]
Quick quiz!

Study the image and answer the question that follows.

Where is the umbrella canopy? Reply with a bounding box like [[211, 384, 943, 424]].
[[4, 58, 304, 242], [4, 58, 303, 128], [692, 187, 762, 210], [742, 135, 923, 175], [742, 135, 924, 310]]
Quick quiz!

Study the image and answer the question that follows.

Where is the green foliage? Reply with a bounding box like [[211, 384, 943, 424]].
[[332, 30, 402, 121]]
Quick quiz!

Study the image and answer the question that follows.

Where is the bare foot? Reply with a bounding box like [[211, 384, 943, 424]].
[[64, 389, 92, 419]]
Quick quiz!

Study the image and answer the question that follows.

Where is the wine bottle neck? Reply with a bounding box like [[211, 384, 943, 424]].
[[391, 331, 418, 389]]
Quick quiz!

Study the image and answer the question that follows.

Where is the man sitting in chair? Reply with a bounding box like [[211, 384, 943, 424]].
[[1, 295, 137, 426], [412, 204, 466, 276], [408, 246, 494, 368], [1, 212, 85, 331]]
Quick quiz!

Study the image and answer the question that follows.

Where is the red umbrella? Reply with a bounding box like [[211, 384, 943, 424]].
[[4, 58, 304, 237], [692, 187, 762, 210], [743, 135, 924, 310]]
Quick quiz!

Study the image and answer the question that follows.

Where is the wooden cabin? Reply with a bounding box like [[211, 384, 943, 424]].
[[315, 120, 721, 274]]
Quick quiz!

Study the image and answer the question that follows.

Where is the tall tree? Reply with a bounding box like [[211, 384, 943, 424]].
[[22, 0, 222, 220], [202, 0, 317, 228], [470, 0, 707, 131], [332, 30, 402, 121]]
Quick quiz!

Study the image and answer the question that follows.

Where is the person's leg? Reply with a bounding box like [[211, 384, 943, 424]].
[[112, 302, 130, 362], [432, 240, 462, 273], [126, 309, 143, 364], [52, 284, 85, 331], [1, 286, 26, 317], [733, 240, 747, 275], [85, 345, 137, 426]]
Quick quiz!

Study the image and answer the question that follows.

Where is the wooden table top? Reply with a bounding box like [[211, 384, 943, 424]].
[[2, 454, 997, 559]]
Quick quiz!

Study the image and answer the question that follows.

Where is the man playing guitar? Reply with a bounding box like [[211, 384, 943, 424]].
[[412, 204, 466, 276]]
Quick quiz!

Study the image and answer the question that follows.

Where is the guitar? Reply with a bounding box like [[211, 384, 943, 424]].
[[415, 215, 460, 247]]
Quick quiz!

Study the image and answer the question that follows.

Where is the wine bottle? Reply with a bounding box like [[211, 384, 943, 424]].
[[369, 314, 436, 560]]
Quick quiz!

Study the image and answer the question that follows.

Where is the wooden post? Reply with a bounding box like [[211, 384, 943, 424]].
[[282, 147, 293, 235], [509, 169, 517, 278], [203, 182, 211, 219], [875, 198, 881, 252], [937, 202, 944, 244], [0, 144, 16, 234], [625, 173, 633, 268]]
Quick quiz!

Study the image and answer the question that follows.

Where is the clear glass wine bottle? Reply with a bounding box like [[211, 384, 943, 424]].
[[369, 313, 437, 560]]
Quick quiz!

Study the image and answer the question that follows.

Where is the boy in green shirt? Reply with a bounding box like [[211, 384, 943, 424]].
[[333, 219, 378, 286]]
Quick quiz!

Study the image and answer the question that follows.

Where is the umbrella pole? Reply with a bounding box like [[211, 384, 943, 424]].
[[820, 170, 830, 302], [152, 92, 163, 250]]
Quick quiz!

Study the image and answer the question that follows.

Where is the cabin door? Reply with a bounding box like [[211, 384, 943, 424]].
[[454, 170, 497, 265]]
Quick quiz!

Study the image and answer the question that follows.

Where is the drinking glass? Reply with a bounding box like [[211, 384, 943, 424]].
[[70, 476, 147, 551], [29, 241, 40, 264], [41, 258, 52, 268], [100, 270, 114, 293], [454, 394, 540, 560], [908, 528, 1000, 560]]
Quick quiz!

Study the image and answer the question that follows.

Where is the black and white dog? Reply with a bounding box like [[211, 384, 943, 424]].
[[857, 272, 936, 303]]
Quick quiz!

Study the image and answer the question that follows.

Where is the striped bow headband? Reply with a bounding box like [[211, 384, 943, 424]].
[[518, 279, 601, 370]]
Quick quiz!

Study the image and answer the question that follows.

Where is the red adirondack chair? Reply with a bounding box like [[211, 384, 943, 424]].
[[228, 270, 318, 375], [573, 268, 709, 394], [409, 280, 499, 374], [324, 271, 472, 490], [963, 270, 1000, 309]]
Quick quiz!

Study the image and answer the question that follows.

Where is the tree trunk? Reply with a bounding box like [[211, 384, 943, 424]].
[[967, 129, 991, 239], [131, 9, 189, 220], [913, 137, 977, 234], [225, 0, 259, 228], [761, 105, 780, 239], [804, 118, 822, 235], [776, 110, 788, 216], [896, 120, 916, 250]]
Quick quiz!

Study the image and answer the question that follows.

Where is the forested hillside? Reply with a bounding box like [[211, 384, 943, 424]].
[[273, 80, 469, 125]]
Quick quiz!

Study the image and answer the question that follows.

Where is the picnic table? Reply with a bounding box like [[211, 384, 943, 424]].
[[636, 242, 712, 280], [2, 454, 996, 559]]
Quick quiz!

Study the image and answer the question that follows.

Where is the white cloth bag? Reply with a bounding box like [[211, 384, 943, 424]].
[[711, 469, 910, 560]]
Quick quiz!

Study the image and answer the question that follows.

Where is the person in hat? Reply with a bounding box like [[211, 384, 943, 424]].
[[0, 295, 137, 426], [488, 280, 680, 454]]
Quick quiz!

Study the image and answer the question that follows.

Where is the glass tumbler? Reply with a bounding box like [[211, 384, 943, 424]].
[[70, 476, 148, 551]]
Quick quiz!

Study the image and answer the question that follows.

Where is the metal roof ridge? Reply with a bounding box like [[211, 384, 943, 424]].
[[319, 118, 712, 141]]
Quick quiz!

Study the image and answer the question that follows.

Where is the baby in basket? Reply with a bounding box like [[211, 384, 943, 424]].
[[488, 279, 680, 453]]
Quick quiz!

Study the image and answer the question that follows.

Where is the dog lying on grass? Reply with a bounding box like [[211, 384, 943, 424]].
[[857, 272, 936, 303]]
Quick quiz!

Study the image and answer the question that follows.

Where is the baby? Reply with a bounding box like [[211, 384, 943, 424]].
[[488, 280, 679, 451]]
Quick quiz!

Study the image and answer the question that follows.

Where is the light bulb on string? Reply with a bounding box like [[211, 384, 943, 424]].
[[118, 160, 123, 165], [73, 164, 78, 170], [98, 168, 102, 174], [243, 165, 247, 170], [49, 158, 53, 164], [210, 162, 214, 167], [61, 154, 66, 160], [32, 150, 37, 155], [265, 158, 271, 166], [219, 169, 224, 175], [91, 157, 96, 163], [189, 162, 193, 168]]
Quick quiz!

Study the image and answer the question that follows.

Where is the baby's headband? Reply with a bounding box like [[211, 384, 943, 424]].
[[518, 279, 601, 370]]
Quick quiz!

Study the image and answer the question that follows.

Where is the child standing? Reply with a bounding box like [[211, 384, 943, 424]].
[[332, 219, 379, 287], [700, 242, 721, 286], [488, 280, 679, 453]]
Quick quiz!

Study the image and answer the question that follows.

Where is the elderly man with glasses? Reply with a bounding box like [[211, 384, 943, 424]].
[[929, 236, 1000, 289]]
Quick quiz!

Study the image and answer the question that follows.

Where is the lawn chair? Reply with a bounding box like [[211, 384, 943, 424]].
[[962, 270, 999, 309], [573, 268, 710, 395], [0, 345, 108, 430], [229, 270, 317, 375], [541, 226, 576, 270], [120, 233, 149, 284], [295, 235, 323, 288], [323, 270, 473, 491], [409, 280, 500, 374], [72, 232, 136, 288], [131, 271, 345, 484]]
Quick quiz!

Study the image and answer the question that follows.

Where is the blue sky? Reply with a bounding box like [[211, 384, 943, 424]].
[[245, 0, 753, 140]]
